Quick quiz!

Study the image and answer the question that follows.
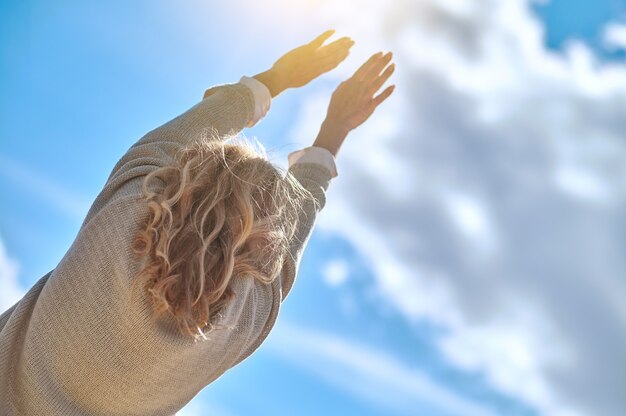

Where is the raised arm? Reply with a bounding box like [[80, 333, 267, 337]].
[[148, 27, 357, 148], [278, 50, 396, 301], [104, 29, 354, 184], [279, 160, 334, 301], [137, 83, 256, 148]]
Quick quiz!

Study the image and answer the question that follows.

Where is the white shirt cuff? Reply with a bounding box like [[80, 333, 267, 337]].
[[288, 146, 338, 179], [239, 75, 272, 128]]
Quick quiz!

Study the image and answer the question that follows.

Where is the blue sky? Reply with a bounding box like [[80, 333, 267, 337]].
[[535, 0, 626, 59], [2, 1, 626, 415]]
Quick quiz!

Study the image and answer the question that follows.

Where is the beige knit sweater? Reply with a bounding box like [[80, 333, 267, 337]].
[[0, 81, 333, 415]]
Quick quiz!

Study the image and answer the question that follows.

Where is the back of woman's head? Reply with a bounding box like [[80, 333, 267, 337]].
[[130, 133, 311, 339]]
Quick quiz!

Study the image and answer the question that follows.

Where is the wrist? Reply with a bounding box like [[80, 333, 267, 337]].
[[252, 69, 285, 98], [321, 118, 350, 140], [313, 119, 349, 157]]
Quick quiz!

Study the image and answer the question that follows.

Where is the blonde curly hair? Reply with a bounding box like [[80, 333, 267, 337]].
[[130, 131, 312, 339]]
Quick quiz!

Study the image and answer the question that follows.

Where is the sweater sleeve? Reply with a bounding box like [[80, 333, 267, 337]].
[[228, 161, 334, 369], [104, 82, 256, 187], [288, 145, 338, 178], [78, 82, 258, 231], [0, 302, 17, 333], [238, 75, 272, 128], [278, 162, 334, 302]]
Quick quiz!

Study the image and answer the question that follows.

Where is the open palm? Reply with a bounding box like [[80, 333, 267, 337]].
[[326, 51, 395, 132], [271, 29, 354, 91], [313, 51, 396, 156]]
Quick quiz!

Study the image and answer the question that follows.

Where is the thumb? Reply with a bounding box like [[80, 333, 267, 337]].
[[308, 29, 335, 49]]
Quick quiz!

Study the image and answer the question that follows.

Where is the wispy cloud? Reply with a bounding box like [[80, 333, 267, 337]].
[[603, 21, 626, 51], [0, 153, 91, 220], [267, 321, 499, 416], [176, 401, 236, 416], [0, 236, 25, 312], [322, 258, 350, 287], [252, 0, 626, 415]]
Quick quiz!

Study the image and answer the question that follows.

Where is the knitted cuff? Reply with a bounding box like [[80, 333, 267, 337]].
[[239, 76, 272, 127], [287, 146, 338, 178]]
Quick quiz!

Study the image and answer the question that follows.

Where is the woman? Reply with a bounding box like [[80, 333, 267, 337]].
[[0, 29, 395, 415]]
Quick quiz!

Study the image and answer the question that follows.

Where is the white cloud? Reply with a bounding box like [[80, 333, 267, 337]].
[[603, 22, 626, 51], [267, 320, 499, 416], [322, 258, 350, 286], [248, 0, 626, 415], [0, 236, 25, 312], [176, 401, 236, 416]]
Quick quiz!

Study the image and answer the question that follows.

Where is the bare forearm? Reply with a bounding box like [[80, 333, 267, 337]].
[[252, 69, 286, 98], [313, 118, 349, 157]]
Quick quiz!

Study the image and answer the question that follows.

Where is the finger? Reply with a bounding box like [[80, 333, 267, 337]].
[[304, 45, 351, 73], [372, 84, 395, 107], [301, 51, 347, 75], [318, 43, 352, 62], [308, 29, 336, 48], [301, 49, 350, 78], [316, 53, 349, 74], [319, 37, 354, 54], [353, 51, 384, 81], [316, 45, 351, 67], [363, 51, 393, 81], [368, 62, 395, 93]]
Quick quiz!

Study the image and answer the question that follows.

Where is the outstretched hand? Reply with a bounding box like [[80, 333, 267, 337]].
[[326, 51, 395, 131], [253, 29, 354, 97], [313, 51, 396, 156]]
